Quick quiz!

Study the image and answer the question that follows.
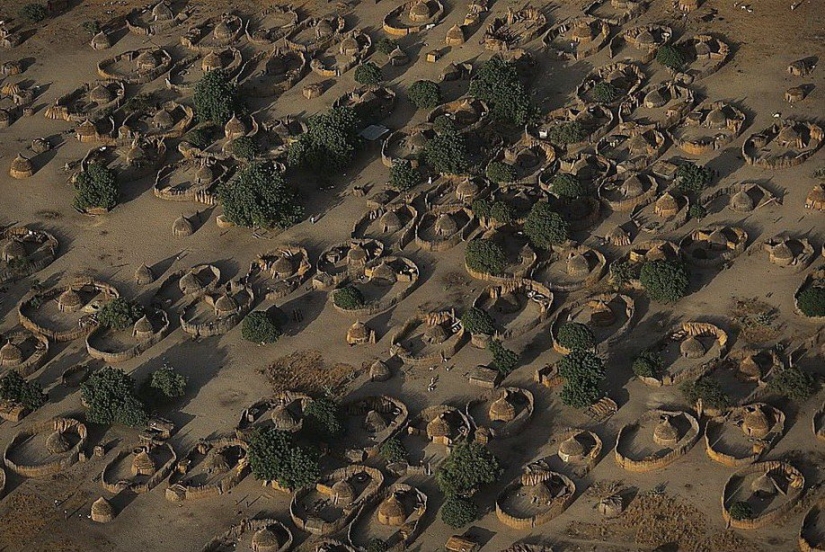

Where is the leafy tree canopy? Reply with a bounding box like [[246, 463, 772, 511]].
[[354, 62, 383, 86], [558, 350, 605, 408], [390, 159, 420, 191], [148, 366, 187, 399], [546, 121, 587, 146], [469, 57, 537, 126], [639, 259, 690, 303], [242, 311, 282, 344], [408, 80, 442, 109], [248, 427, 320, 490], [288, 106, 361, 173], [681, 377, 730, 410], [436, 442, 501, 497], [97, 298, 143, 331], [486, 161, 516, 184], [557, 322, 595, 351], [461, 306, 496, 335], [592, 81, 619, 104], [465, 239, 507, 275], [523, 202, 569, 249], [441, 496, 478, 528], [768, 366, 817, 401], [81, 367, 148, 427], [675, 162, 713, 193], [333, 285, 365, 309], [231, 136, 259, 160], [424, 130, 470, 175], [219, 161, 303, 228], [632, 349, 663, 379], [0, 371, 47, 410], [73, 163, 118, 212], [303, 397, 344, 439], [490, 339, 519, 375], [797, 286, 825, 318], [194, 69, 240, 125], [550, 173, 587, 199], [657, 44, 687, 71], [378, 437, 407, 463]]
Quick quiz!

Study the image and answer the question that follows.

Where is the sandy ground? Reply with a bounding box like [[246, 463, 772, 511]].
[[0, 0, 824, 550]]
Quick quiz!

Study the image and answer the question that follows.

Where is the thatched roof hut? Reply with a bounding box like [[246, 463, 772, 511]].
[[680, 336, 705, 359], [1, 239, 26, 261], [58, 289, 83, 312], [380, 210, 402, 232], [446, 25, 465, 46], [91, 497, 115, 523], [729, 190, 755, 213], [46, 431, 72, 454], [331, 480, 356, 506], [751, 473, 778, 497], [558, 435, 585, 462], [133, 315, 154, 340], [202, 51, 223, 72], [135, 263, 154, 285], [131, 449, 157, 476], [567, 253, 590, 277], [172, 215, 194, 237], [272, 405, 299, 431], [224, 114, 247, 139], [251, 527, 283, 552], [435, 213, 458, 236], [0, 341, 23, 365], [489, 393, 516, 422], [370, 359, 391, 381], [742, 406, 770, 439], [89, 84, 114, 104], [91, 31, 111, 50], [377, 493, 406, 526], [214, 294, 238, 316], [805, 184, 825, 211], [607, 225, 631, 246], [655, 192, 679, 217], [409, 1, 433, 22], [9, 154, 33, 179], [426, 415, 451, 439], [653, 415, 679, 446]]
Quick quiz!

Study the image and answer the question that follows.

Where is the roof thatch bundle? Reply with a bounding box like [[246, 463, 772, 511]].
[[9, 154, 33, 179], [567, 253, 590, 277], [135, 263, 154, 285], [680, 336, 705, 359], [214, 294, 238, 316], [172, 215, 194, 237], [91, 497, 115, 522], [729, 190, 754, 212], [58, 289, 83, 312], [251, 527, 282, 552], [607, 225, 631, 246], [426, 415, 451, 438], [46, 431, 72, 454], [377, 493, 406, 526]]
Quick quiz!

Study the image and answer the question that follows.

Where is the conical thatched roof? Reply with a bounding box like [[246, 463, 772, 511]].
[[653, 415, 679, 446], [172, 215, 193, 237], [91, 31, 111, 50], [224, 114, 247, 138], [179, 272, 202, 294], [409, 0, 432, 21], [214, 294, 238, 315], [680, 336, 705, 359], [371, 261, 396, 283], [380, 210, 402, 232], [751, 473, 778, 496], [251, 527, 282, 551], [776, 124, 800, 146], [2, 239, 26, 260], [729, 190, 754, 212], [426, 415, 451, 438], [456, 178, 479, 199], [446, 25, 465, 44], [9, 154, 33, 179], [135, 50, 158, 70], [559, 434, 586, 461], [194, 164, 213, 184], [272, 404, 299, 430], [339, 36, 360, 56], [489, 394, 516, 422], [528, 480, 553, 503], [742, 406, 770, 437], [635, 29, 656, 45], [331, 480, 356, 505], [364, 410, 388, 433], [377, 493, 406, 525], [770, 241, 793, 264], [273, 255, 294, 278], [567, 253, 590, 277], [627, 133, 650, 154], [370, 359, 391, 381], [131, 450, 157, 475], [201, 51, 223, 72], [213, 20, 233, 41], [607, 225, 631, 246], [706, 107, 727, 128], [46, 431, 71, 454], [434, 213, 458, 236], [423, 323, 448, 344], [91, 497, 115, 523], [152, 2, 174, 20], [621, 175, 645, 198], [572, 21, 595, 40], [133, 315, 154, 338], [347, 320, 369, 340], [347, 245, 368, 264], [90, 84, 114, 104], [655, 192, 679, 215], [806, 184, 825, 209], [58, 288, 83, 312], [0, 341, 23, 364], [135, 263, 154, 285], [643, 88, 666, 108]]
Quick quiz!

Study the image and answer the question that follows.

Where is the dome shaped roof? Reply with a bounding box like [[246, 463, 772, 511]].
[[635, 29, 656, 45], [770, 241, 793, 262], [627, 133, 651, 154], [807, 184, 825, 208], [643, 88, 666, 108], [172, 215, 193, 236], [126, 142, 146, 164], [655, 192, 679, 214], [194, 163, 213, 184], [91, 497, 114, 522], [2, 238, 26, 260], [567, 253, 591, 276], [0, 341, 23, 364], [706, 106, 728, 128], [446, 25, 464, 42], [213, 20, 233, 41], [729, 190, 754, 212], [91, 31, 110, 49], [131, 449, 157, 475], [371, 261, 396, 283], [777, 124, 801, 145], [434, 213, 458, 236], [339, 36, 359, 55], [380, 210, 402, 232], [489, 394, 516, 422], [377, 493, 406, 525], [152, 2, 174, 20], [90, 84, 114, 104], [224, 114, 247, 138], [152, 109, 174, 128], [621, 175, 646, 198], [607, 225, 631, 246], [406, 131, 428, 150], [751, 473, 777, 496], [528, 480, 553, 503], [572, 21, 595, 40], [135, 50, 159, 69], [46, 431, 72, 454], [370, 359, 391, 381], [179, 272, 202, 294], [680, 336, 705, 358], [331, 480, 356, 505], [364, 410, 388, 433], [133, 315, 153, 336], [426, 414, 451, 438], [423, 323, 448, 344], [251, 527, 281, 551], [653, 415, 679, 445], [201, 51, 223, 71], [559, 434, 586, 460], [272, 404, 299, 430], [58, 288, 83, 311], [348, 320, 369, 340], [10, 153, 33, 175], [456, 178, 479, 199], [273, 255, 294, 277], [347, 245, 368, 264], [77, 119, 97, 136], [742, 406, 770, 437], [214, 294, 238, 314], [409, 1, 432, 21], [316, 19, 334, 36], [693, 41, 711, 57]]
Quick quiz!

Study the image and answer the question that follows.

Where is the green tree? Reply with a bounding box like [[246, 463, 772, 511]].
[[729, 501, 753, 520], [219, 162, 303, 228], [379, 437, 407, 463], [681, 377, 730, 410], [469, 57, 536, 125], [333, 285, 365, 309], [558, 350, 605, 408], [97, 298, 143, 331], [688, 204, 707, 220], [241, 311, 282, 344], [550, 173, 587, 199], [523, 202, 569, 249], [408, 80, 441, 109], [640, 259, 690, 303], [441, 496, 478, 528], [73, 163, 118, 212], [231, 136, 259, 160], [489, 201, 515, 224], [490, 339, 519, 375], [81, 367, 148, 427], [288, 106, 361, 172], [184, 125, 218, 149], [193, 69, 240, 125], [375, 37, 398, 55], [0, 371, 47, 410], [547, 121, 587, 146], [436, 442, 501, 497], [592, 82, 619, 104], [82, 20, 101, 35], [557, 322, 595, 351], [675, 162, 713, 193], [354, 62, 383, 85], [797, 286, 825, 317], [303, 397, 344, 439], [366, 540, 389, 552], [149, 366, 187, 399], [657, 44, 687, 71], [248, 427, 320, 489], [20, 3, 48, 22], [424, 130, 469, 175], [465, 239, 507, 275], [461, 307, 496, 335], [486, 161, 516, 184], [632, 349, 663, 378], [609, 260, 639, 287], [471, 198, 492, 220], [389, 160, 420, 191], [768, 367, 817, 401], [432, 114, 457, 135]]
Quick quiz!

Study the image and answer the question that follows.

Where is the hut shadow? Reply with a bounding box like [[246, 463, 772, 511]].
[[19, 57, 36, 72], [704, 145, 747, 181], [213, 256, 242, 281], [118, 173, 155, 205], [464, 526, 495, 548], [367, 308, 395, 343], [278, 290, 329, 336], [36, 344, 88, 397], [110, 489, 140, 516], [30, 143, 63, 174]]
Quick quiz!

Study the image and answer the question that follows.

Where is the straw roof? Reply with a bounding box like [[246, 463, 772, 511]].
[[91, 31, 111, 50], [371, 261, 396, 283], [364, 410, 388, 433], [179, 272, 202, 294], [434, 213, 458, 236], [339, 36, 360, 56], [347, 246, 368, 265], [135, 51, 159, 70], [91, 497, 115, 523], [729, 190, 754, 212], [133, 315, 154, 338], [446, 25, 465, 44], [680, 336, 705, 359], [202, 51, 223, 72], [347, 320, 369, 341], [331, 480, 356, 505], [90, 84, 114, 104], [423, 323, 448, 344], [621, 175, 645, 198], [2, 239, 26, 260], [627, 133, 651, 154], [9, 154, 33, 179], [172, 215, 194, 237], [706, 106, 727, 128], [806, 184, 825, 210], [567, 253, 591, 277], [377, 493, 406, 526], [489, 394, 516, 422], [58, 288, 83, 312], [224, 114, 247, 138], [77, 119, 97, 137], [46, 431, 72, 454], [214, 294, 238, 315], [409, 1, 432, 22], [559, 434, 586, 461], [272, 405, 299, 430], [653, 415, 679, 446], [316, 20, 334, 37], [572, 21, 595, 40], [152, 2, 174, 20], [131, 450, 157, 476], [528, 480, 553, 503], [655, 192, 679, 216], [643, 88, 666, 109], [135, 263, 154, 285], [370, 359, 391, 381], [770, 241, 793, 264], [607, 225, 631, 246], [751, 473, 778, 496], [213, 20, 233, 41], [380, 210, 402, 232], [636, 29, 656, 45], [273, 255, 294, 278], [742, 406, 770, 438], [251, 527, 282, 551], [0, 341, 23, 364], [426, 415, 451, 438], [456, 178, 479, 199], [194, 164, 213, 184]]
